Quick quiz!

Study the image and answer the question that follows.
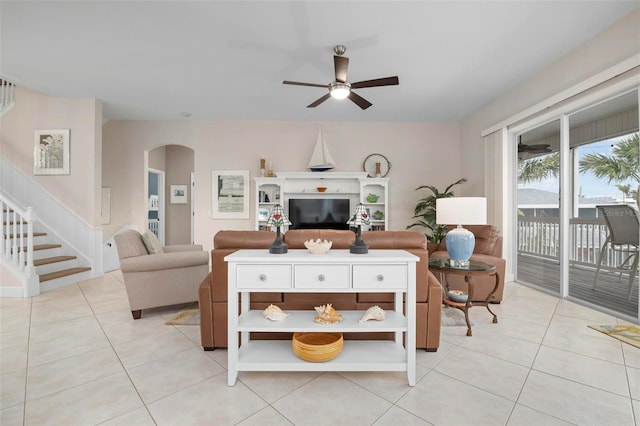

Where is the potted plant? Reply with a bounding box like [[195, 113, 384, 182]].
[[406, 178, 467, 243]]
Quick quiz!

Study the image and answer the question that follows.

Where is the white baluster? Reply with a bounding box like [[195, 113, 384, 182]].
[[0, 200, 5, 257], [11, 210, 17, 264], [18, 212, 25, 270], [3, 204, 9, 257], [25, 208, 35, 278]]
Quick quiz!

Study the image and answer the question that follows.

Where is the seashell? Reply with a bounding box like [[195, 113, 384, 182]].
[[304, 239, 332, 254], [358, 305, 386, 323], [263, 304, 290, 321], [313, 303, 342, 324]]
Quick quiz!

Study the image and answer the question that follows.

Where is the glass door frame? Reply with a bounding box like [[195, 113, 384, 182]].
[[507, 87, 640, 321]]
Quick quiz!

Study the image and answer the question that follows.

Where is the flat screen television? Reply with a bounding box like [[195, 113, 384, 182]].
[[288, 199, 350, 230]]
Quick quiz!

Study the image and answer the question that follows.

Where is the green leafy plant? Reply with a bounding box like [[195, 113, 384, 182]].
[[406, 178, 467, 243]]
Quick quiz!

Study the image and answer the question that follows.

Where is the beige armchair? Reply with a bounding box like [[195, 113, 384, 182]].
[[114, 230, 209, 319]]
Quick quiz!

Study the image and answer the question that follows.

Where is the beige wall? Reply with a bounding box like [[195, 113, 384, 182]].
[[461, 8, 640, 196], [6, 9, 637, 260], [165, 145, 194, 245], [103, 120, 462, 252], [0, 86, 102, 226]]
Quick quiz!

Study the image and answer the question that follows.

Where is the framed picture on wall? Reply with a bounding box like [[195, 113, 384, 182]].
[[212, 170, 250, 219], [170, 184, 188, 204], [33, 129, 70, 175]]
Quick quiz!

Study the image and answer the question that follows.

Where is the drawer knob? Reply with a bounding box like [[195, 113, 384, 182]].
[[377, 274, 384, 282], [259, 274, 267, 281], [318, 274, 325, 282]]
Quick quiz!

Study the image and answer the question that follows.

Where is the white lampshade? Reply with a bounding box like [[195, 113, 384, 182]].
[[436, 197, 487, 225]]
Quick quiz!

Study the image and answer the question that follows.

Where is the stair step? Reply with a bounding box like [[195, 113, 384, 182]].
[[5, 232, 47, 239], [39, 267, 92, 283], [14, 244, 62, 252], [34, 255, 76, 266]]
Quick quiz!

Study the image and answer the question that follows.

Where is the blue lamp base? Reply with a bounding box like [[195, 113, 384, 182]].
[[445, 226, 475, 267]]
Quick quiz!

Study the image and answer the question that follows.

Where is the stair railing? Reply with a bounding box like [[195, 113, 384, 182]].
[[0, 194, 35, 278], [0, 78, 16, 117]]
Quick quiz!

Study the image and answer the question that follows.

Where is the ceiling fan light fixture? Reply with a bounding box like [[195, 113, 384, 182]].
[[329, 81, 351, 99]]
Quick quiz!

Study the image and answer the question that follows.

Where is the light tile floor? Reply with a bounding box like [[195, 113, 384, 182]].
[[1, 271, 639, 425]]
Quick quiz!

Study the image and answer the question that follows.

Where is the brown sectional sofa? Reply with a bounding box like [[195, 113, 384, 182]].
[[428, 225, 506, 302], [198, 229, 443, 352]]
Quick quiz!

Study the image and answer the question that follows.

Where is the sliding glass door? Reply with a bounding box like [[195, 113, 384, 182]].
[[567, 91, 639, 319], [516, 120, 561, 295], [514, 89, 639, 322]]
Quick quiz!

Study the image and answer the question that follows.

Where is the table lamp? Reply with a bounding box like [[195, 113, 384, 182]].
[[347, 203, 371, 254], [436, 197, 487, 267], [266, 204, 291, 254]]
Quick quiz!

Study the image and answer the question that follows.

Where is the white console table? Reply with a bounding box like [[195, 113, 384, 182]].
[[226, 249, 418, 386]]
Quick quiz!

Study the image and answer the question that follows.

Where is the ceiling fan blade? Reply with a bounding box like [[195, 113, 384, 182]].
[[334, 55, 349, 83], [348, 91, 372, 110], [307, 93, 332, 108], [283, 80, 328, 88], [518, 142, 551, 152], [351, 76, 399, 89]]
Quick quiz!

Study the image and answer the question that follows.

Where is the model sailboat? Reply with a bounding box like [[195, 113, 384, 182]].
[[307, 130, 336, 172]]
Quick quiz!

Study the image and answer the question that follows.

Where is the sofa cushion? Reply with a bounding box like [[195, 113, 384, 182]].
[[114, 230, 150, 259], [363, 230, 427, 250], [214, 230, 275, 249], [142, 230, 164, 254]]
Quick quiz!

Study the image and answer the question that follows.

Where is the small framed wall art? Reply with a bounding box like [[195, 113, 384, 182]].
[[170, 184, 188, 204], [33, 129, 70, 175], [212, 170, 250, 219]]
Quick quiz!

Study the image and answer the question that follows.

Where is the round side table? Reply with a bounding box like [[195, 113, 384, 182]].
[[428, 258, 500, 336]]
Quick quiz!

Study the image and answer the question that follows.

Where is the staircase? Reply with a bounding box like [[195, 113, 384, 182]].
[[1, 200, 92, 296], [29, 235, 92, 288]]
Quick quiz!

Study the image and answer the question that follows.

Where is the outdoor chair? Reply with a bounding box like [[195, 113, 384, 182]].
[[592, 204, 639, 300]]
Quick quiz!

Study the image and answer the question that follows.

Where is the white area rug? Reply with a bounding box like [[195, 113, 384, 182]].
[[441, 306, 473, 327]]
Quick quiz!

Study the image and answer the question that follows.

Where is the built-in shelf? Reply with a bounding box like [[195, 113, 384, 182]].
[[255, 172, 389, 231]]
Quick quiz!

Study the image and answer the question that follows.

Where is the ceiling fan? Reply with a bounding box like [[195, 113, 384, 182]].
[[283, 45, 399, 110], [517, 136, 551, 153]]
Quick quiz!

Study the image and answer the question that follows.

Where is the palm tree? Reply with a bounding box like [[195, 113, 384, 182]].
[[518, 133, 639, 199], [616, 183, 632, 200], [518, 152, 559, 184], [578, 133, 639, 184]]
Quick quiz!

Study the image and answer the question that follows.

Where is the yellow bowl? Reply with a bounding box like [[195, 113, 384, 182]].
[[292, 332, 343, 362], [317, 187, 327, 192]]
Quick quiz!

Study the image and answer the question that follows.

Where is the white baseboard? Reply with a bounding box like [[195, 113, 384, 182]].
[[0, 286, 26, 298]]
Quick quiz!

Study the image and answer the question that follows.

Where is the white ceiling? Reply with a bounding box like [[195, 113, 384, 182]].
[[1, 1, 638, 122]]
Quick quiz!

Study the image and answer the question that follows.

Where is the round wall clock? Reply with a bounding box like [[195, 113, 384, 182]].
[[363, 153, 391, 178]]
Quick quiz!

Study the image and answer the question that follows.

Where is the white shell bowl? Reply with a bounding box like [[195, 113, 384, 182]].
[[304, 239, 332, 254]]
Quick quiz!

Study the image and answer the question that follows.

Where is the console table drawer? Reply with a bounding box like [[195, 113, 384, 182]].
[[236, 265, 291, 289], [352, 265, 407, 289], [294, 265, 350, 289]]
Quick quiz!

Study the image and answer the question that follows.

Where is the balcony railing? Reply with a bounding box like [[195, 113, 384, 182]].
[[518, 216, 637, 270]]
